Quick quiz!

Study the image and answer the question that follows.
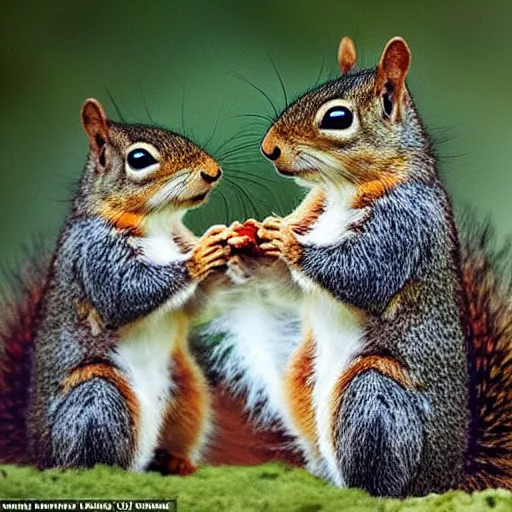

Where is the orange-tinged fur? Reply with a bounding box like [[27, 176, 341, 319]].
[[100, 203, 144, 236], [288, 188, 327, 235], [60, 362, 140, 437], [329, 354, 420, 447], [157, 340, 210, 471], [284, 331, 318, 452], [352, 174, 404, 209]]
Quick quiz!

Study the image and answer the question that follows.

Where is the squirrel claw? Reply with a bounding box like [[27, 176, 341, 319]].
[[259, 219, 301, 265]]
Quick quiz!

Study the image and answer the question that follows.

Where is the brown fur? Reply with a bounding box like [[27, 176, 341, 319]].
[[0, 258, 49, 465], [60, 362, 140, 440], [205, 384, 303, 467], [158, 343, 210, 466], [338, 37, 357, 74], [459, 229, 512, 490], [288, 189, 327, 235], [284, 331, 318, 451], [329, 354, 420, 448]]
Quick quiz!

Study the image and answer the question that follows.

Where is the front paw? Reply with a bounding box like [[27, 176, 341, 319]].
[[186, 225, 232, 281], [226, 219, 282, 282], [258, 216, 302, 265]]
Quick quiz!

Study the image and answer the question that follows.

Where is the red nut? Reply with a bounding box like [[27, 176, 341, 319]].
[[231, 221, 263, 256]]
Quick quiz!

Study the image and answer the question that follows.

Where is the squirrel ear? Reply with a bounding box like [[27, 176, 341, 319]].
[[81, 99, 109, 164], [375, 37, 411, 121], [338, 37, 357, 74]]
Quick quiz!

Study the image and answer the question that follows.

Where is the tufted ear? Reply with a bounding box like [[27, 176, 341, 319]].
[[375, 37, 411, 121], [338, 36, 357, 74], [81, 98, 109, 166]]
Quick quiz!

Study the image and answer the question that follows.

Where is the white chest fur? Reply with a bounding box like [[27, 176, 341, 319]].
[[292, 185, 365, 486], [115, 311, 181, 471], [206, 275, 303, 427], [307, 292, 364, 486], [139, 210, 189, 265], [300, 183, 361, 247], [115, 209, 194, 470], [137, 210, 197, 309]]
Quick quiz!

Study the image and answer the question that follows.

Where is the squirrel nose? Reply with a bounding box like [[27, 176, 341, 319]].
[[201, 169, 222, 183], [261, 145, 281, 161]]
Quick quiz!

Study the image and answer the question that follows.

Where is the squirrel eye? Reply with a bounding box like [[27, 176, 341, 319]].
[[127, 148, 158, 170], [320, 106, 354, 130]]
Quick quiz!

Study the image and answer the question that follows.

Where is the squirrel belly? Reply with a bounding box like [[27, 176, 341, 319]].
[[203, 260, 302, 427]]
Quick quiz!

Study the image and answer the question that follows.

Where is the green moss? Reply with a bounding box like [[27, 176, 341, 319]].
[[0, 463, 511, 512]]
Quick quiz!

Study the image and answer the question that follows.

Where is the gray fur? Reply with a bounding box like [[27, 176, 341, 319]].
[[66, 216, 190, 329], [50, 377, 134, 468], [28, 215, 190, 468], [300, 181, 447, 314], [337, 371, 424, 497], [300, 181, 469, 494]]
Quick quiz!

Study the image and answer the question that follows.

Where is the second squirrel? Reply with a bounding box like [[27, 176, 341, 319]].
[[214, 37, 471, 497]]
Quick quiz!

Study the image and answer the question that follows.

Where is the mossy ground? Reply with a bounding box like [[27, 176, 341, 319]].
[[0, 463, 510, 511]]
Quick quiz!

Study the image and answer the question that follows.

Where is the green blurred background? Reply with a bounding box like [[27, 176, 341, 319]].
[[1, 0, 511, 272]]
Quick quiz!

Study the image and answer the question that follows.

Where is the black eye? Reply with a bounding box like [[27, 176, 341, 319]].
[[320, 106, 354, 130], [127, 148, 157, 170]]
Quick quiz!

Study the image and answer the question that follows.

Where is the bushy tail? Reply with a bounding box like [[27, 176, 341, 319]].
[[0, 256, 49, 464], [191, 344, 302, 467], [205, 383, 303, 467], [460, 222, 512, 490]]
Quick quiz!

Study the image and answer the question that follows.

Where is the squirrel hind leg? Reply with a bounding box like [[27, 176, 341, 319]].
[[50, 377, 135, 469], [335, 370, 424, 497]]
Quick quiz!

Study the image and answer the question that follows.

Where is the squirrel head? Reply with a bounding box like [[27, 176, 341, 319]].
[[78, 99, 221, 222], [261, 37, 434, 188]]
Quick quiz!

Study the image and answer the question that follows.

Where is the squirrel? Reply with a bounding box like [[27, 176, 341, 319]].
[[0, 98, 234, 473], [205, 36, 512, 497], [2, 39, 512, 495]]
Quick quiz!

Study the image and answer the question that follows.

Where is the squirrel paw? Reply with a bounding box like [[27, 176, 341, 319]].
[[258, 216, 302, 265], [187, 225, 232, 281], [148, 449, 198, 476], [226, 219, 284, 282]]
